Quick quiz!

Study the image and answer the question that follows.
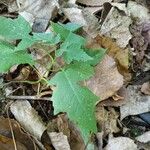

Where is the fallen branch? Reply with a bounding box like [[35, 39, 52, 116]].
[[6, 95, 51, 101]]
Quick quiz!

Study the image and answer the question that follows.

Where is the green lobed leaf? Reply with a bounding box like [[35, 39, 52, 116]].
[[56, 32, 92, 63], [0, 41, 34, 73], [49, 62, 99, 143], [0, 16, 31, 40], [51, 22, 70, 40], [85, 48, 106, 66]]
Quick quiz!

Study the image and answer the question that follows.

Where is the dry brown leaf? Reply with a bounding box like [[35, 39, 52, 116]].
[[86, 55, 123, 101], [0, 117, 36, 150], [100, 4, 132, 48], [95, 106, 120, 136], [141, 82, 150, 95], [87, 35, 130, 69], [120, 85, 150, 120], [0, 134, 27, 150], [95, 35, 131, 81], [105, 136, 137, 150], [63, 7, 100, 38], [98, 87, 128, 107], [76, 0, 111, 6]]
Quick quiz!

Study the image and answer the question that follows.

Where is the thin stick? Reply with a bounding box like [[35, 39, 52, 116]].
[[6, 102, 18, 150], [6, 95, 51, 101]]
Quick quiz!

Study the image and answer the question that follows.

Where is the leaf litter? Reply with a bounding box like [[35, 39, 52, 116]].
[[0, 0, 150, 149]]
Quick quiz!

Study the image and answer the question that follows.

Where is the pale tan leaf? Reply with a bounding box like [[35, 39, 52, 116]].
[[100, 6, 132, 48], [63, 8, 100, 37], [47, 132, 71, 150], [120, 86, 150, 120], [141, 82, 150, 95], [10, 100, 46, 140], [105, 137, 137, 150], [136, 131, 150, 143]]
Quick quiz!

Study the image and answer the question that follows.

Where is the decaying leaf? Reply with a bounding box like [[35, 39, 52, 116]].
[[127, 1, 150, 21], [105, 136, 137, 150], [63, 7, 100, 37], [8, 0, 59, 32], [31, 44, 56, 77], [47, 114, 85, 150], [98, 87, 128, 107], [10, 100, 46, 140], [87, 35, 131, 82], [95, 106, 120, 136], [0, 117, 36, 150], [0, 135, 27, 150], [136, 131, 150, 143], [130, 21, 149, 63], [63, 7, 87, 26], [100, 4, 132, 48], [120, 85, 150, 120], [47, 132, 71, 150], [86, 55, 123, 101]]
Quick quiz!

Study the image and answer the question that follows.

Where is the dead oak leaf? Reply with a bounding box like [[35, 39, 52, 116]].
[[86, 55, 123, 101], [95, 35, 131, 82]]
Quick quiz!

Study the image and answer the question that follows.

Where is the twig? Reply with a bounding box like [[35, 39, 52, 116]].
[[6, 102, 18, 150], [6, 95, 51, 101]]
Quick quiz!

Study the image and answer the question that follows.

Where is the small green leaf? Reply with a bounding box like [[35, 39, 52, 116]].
[[49, 62, 99, 143], [85, 48, 106, 66], [51, 22, 70, 40], [0, 16, 31, 40], [0, 41, 33, 72], [56, 32, 92, 63]]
